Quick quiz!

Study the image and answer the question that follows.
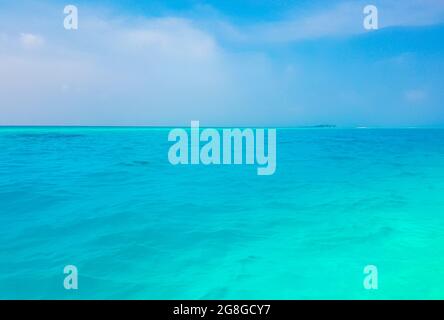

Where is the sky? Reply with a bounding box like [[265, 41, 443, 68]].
[[0, 0, 444, 126]]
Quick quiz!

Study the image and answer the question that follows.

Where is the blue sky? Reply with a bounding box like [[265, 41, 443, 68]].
[[0, 0, 444, 126]]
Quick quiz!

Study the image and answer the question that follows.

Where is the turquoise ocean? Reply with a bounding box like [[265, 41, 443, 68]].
[[1, 127, 444, 299]]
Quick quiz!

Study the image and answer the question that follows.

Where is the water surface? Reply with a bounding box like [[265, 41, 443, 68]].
[[1, 127, 443, 299]]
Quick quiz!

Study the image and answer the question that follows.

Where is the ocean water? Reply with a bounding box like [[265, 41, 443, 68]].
[[1, 127, 444, 299]]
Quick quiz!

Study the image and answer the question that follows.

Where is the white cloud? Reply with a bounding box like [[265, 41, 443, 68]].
[[404, 89, 428, 103], [120, 18, 217, 60], [381, 0, 444, 27], [19, 33, 44, 48], [0, 15, 288, 125], [212, 0, 444, 44], [256, 3, 363, 42]]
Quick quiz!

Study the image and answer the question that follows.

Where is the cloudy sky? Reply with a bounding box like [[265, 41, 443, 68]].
[[1, 0, 444, 126]]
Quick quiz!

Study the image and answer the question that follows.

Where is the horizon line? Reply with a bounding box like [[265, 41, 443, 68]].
[[1, 125, 444, 129]]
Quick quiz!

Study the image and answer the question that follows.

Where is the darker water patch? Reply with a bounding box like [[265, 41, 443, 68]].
[[119, 160, 151, 167], [9, 133, 86, 140]]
